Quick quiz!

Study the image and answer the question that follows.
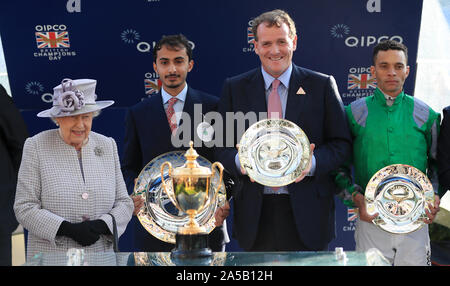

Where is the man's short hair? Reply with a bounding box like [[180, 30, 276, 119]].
[[251, 9, 297, 42], [153, 34, 193, 62], [372, 40, 408, 64]]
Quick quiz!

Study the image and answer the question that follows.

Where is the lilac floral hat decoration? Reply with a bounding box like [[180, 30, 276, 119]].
[[37, 78, 114, 118]]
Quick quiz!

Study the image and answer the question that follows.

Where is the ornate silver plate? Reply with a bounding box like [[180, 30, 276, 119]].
[[238, 119, 311, 187], [365, 164, 435, 234], [133, 151, 226, 244]]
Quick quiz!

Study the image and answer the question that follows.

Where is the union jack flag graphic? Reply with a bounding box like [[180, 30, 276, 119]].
[[247, 27, 255, 45], [348, 73, 377, 90], [145, 78, 162, 95], [347, 207, 358, 221], [35, 31, 70, 49]]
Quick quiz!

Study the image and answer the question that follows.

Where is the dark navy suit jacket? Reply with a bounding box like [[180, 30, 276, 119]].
[[215, 64, 352, 250], [438, 106, 450, 194], [121, 86, 226, 252], [0, 85, 28, 235]]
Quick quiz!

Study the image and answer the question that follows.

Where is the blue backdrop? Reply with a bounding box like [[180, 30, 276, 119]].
[[0, 0, 423, 252]]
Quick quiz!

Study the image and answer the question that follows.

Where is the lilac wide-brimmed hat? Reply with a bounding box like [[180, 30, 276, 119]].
[[37, 78, 114, 118]]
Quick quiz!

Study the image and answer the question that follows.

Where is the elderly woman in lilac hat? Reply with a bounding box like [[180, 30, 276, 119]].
[[14, 78, 133, 260]]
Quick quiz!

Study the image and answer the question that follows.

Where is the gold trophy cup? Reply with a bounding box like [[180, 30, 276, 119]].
[[160, 141, 224, 258]]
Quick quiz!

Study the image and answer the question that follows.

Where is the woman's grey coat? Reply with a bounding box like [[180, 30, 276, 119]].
[[14, 129, 133, 260]]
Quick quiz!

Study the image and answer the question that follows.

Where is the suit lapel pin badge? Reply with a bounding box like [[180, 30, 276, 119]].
[[296, 86, 306, 95], [196, 114, 214, 142]]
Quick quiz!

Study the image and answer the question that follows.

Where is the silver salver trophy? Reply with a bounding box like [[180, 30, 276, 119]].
[[238, 118, 311, 187], [365, 164, 435, 234]]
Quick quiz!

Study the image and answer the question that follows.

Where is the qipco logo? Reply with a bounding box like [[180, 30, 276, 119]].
[[35, 24, 67, 32], [136, 40, 195, 53], [136, 41, 156, 53], [41, 93, 54, 103], [345, 35, 403, 48]]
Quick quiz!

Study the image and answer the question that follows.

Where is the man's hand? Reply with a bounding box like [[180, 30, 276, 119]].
[[240, 166, 255, 182], [424, 195, 440, 224], [352, 192, 378, 222], [132, 195, 144, 216], [236, 143, 255, 182], [131, 177, 145, 216], [295, 144, 315, 183], [214, 201, 230, 227]]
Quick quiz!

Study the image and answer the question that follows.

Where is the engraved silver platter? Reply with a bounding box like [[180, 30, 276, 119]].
[[133, 151, 226, 244], [238, 119, 311, 187], [365, 164, 435, 234]]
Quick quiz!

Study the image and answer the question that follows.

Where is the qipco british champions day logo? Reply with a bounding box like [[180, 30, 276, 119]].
[[34, 24, 77, 61]]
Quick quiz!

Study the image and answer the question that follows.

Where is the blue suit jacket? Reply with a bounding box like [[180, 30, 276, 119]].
[[121, 87, 224, 251], [215, 65, 352, 250]]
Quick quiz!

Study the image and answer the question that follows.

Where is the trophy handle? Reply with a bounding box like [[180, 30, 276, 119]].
[[211, 162, 224, 201], [160, 162, 179, 209]]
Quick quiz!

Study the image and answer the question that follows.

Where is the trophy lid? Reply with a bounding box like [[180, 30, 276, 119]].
[[171, 141, 212, 178]]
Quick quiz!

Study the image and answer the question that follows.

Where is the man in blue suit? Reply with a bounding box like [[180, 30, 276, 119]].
[[122, 34, 229, 252], [215, 10, 352, 251]]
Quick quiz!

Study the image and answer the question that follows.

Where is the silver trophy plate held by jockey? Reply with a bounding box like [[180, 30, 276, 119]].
[[238, 119, 311, 187], [133, 151, 226, 244], [365, 164, 435, 234]]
